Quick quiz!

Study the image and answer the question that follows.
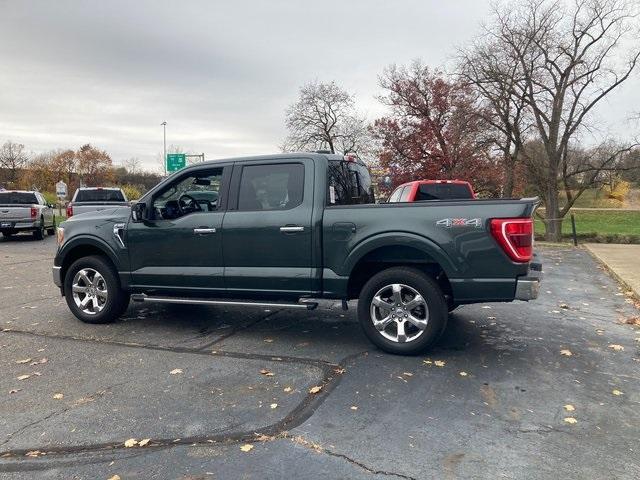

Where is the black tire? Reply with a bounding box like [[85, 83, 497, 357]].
[[47, 216, 56, 235], [33, 219, 44, 240], [357, 267, 448, 355], [2, 232, 13, 239], [64, 255, 130, 324]]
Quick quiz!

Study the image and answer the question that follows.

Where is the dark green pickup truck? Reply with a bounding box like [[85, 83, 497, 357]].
[[53, 152, 542, 354]]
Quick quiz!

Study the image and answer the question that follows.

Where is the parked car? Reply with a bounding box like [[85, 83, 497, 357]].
[[388, 180, 476, 202], [66, 187, 129, 218], [0, 190, 56, 240], [52, 153, 541, 355]]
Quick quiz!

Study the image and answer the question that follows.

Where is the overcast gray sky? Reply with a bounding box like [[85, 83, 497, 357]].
[[1, 0, 638, 171]]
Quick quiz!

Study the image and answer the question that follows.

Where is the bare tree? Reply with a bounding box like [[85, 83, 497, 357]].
[[471, 0, 640, 240], [0, 140, 30, 187], [283, 80, 370, 156], [123, 157, 141, 174], [459, 40, 530, 197]]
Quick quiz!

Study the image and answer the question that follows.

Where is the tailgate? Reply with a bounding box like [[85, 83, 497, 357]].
[[0, 206, 32, 222]]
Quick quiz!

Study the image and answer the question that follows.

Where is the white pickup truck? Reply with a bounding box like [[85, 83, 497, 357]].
[[66, 187, 129, 218], [0, 190, 56, 240]]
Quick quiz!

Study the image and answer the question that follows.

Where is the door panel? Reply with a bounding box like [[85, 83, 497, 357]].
[[222, 160, 313, 295], [126, 166, 228, 293]]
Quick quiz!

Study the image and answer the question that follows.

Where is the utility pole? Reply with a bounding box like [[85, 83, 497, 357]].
[[161, 121, 167, 176]]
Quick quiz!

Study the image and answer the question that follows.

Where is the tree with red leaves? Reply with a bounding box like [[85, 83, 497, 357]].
[[372, 62, 500, 194]]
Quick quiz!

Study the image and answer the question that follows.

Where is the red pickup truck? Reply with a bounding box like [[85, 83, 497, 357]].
[[388, 180, 476, 202]]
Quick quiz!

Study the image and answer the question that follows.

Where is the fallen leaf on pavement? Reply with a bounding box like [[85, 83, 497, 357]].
[[564, 404, 575, 412], [309, 386, 323, 394], [263, 338, 274, 343], [30, 358, 47, 366], [434, 360, 446, 367], [138, 438, 151, 447], [608, 344, 624, 351], [563, 417, 577, 424], [15, 358, 31, 364], [53, 393, 63, 400], [270, 403, 278, 409], [459, 371, 468, 377], [17, 375, 30, 381], [240, 444, 254, 452], [169, 369, 183, 375], [260, 369, 274, 377], [560, 349, 573, 356], [284, 386, 292, 393], [333, 367, 346, 374], [402, 372, 413, 376], [25, 450, 42, 457], [124, 438, 138, 447], [559, 304, 569, 309], [9, 389, 21, 394], [422, 360, 432, 365], [107, 475, 121, 480], [612, 389, 624, 396], [350, 406, 358, 411]]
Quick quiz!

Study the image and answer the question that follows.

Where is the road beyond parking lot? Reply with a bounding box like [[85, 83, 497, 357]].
[[1, 235, 639, 479]]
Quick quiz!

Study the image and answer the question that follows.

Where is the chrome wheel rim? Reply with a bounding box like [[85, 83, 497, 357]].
[[370, 283, 429, 343], [72, 268, 108, 315]]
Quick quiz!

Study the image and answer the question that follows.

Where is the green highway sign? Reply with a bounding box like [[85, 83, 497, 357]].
[[166, 153, 186, 172]]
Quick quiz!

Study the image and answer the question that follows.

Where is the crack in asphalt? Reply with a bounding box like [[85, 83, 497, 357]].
[[0, 326, 371, 466], [0, 380, 132, 449], [284, 434, 418, 480]]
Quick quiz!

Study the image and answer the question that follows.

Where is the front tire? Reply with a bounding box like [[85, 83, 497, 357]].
[[357, 267, 448, 355], [64, 255, 130, 324]]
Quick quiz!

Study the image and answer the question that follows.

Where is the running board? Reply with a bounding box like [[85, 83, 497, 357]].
[[130, 294, 318, 310]]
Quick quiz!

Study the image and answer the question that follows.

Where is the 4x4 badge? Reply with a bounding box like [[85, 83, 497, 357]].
[[436, 218, 482, 228]]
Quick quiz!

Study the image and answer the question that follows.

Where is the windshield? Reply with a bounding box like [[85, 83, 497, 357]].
[[0, 192, 38, 205], [75, 189, 126, 202]]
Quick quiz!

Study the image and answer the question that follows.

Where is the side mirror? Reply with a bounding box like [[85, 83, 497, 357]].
[[131, 202, 146, 222]]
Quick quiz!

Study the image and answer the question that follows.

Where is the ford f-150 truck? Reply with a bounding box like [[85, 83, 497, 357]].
[[0, 190, 56, 239], [52, 153, 542, 354], [66, 187, 129, 218]]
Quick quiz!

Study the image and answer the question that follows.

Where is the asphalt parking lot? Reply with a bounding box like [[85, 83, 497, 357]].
[[1, 234, 639, 479]]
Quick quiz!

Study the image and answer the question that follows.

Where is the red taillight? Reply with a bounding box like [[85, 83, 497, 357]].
[[30, 207, 37, 218], [490, 218, 533, 262], [66, 204, 73, 218]]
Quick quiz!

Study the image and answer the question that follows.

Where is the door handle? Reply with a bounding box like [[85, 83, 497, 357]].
[[280, 226, 304, 233], [193, 227, 217, 234]]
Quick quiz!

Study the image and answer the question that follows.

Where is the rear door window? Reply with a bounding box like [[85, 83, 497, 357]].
[[237, 163, 304, 211]]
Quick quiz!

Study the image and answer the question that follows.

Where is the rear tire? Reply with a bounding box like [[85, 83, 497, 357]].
[[2, 232, 13, 239], [47, 216, 56, 235], [33, 219, 44, 240], [64, 255, 130, 324], [357, 267, 448, 355]]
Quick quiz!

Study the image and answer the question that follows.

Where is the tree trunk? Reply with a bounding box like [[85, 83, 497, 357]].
[[503, 152, 515, 198], [544, 179, 563, 242]]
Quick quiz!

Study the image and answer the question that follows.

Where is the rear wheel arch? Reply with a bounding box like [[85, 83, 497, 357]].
[[344, 239, 456, 301]]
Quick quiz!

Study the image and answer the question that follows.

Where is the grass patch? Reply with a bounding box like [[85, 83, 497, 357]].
[[535, 210, 640, 243]]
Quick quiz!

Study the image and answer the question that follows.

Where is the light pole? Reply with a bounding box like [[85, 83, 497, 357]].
[[161, 121, 167, 176]]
